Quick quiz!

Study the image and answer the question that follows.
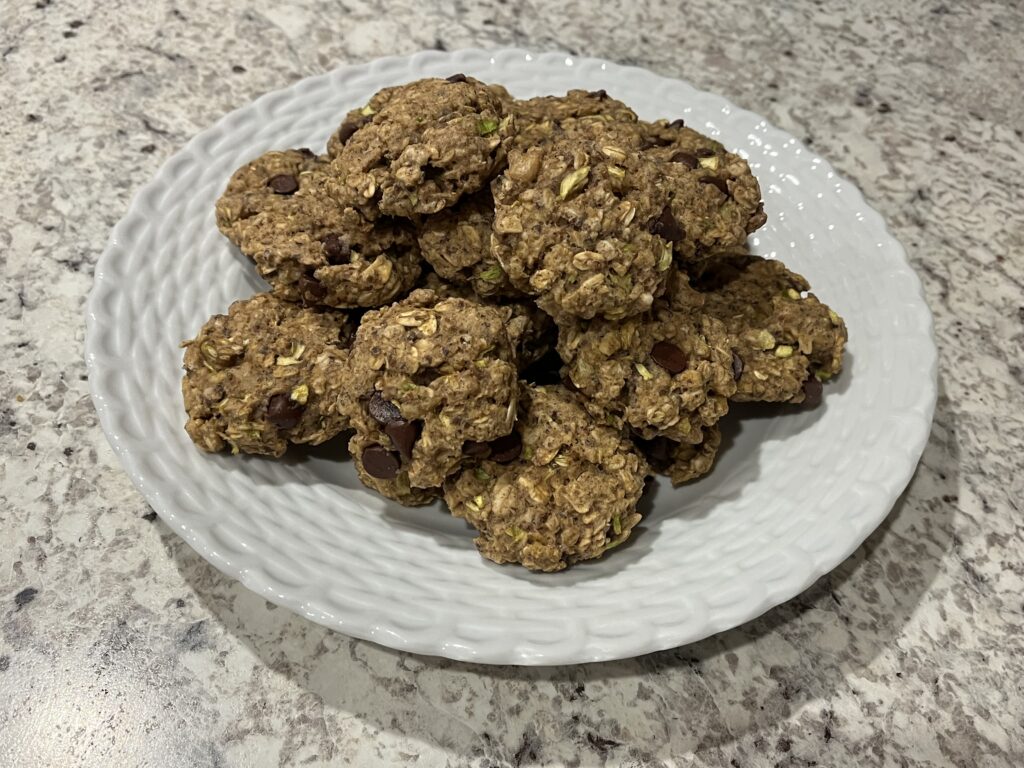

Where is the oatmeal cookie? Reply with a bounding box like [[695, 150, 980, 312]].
[[443, 384, 648, 572], [342, 289, 519, 489], [416, 189, 520, 298], [685, 254, 847, 402], [634, 425, 721, 486], [558, 271, 735, 442], [348, 430, 441, 507], [329, 76, 512, 217], [492, 133, 674, 320], [641, 120, 767, 255], [412, 272, 554, 370], [238, 180, 421, 309], [181, 293, 352, 457], [214, 149, 322, 246], [510, 89, 639, 149]]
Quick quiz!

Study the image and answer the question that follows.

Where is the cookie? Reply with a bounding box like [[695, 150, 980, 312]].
[[416, 189, 520, 298], [685, 254, 847, 402], [348, 430, 441, 506], [342, 289, 520, 490], [238, 178, 421, 309], [492, 132, 674, 320], [413, 272, 554, 371], [181, 293, 352, 457], [557, 271, 736, 443], [214, 149, 322, 246], [329, 77, 512, 217], [634, 425, 721, 486], [510, 89, 639, 149], [443, 384, 648, 572], [641, 119, 767, 255]]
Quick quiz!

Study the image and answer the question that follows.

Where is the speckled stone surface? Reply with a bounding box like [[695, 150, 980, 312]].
[[2, 0, 1023, 765]]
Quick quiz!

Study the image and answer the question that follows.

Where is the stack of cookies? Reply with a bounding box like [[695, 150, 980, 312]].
[[182, 76, 846, 572]]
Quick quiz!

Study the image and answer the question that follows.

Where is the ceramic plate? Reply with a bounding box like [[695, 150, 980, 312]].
[[85, 49, 936, 665]]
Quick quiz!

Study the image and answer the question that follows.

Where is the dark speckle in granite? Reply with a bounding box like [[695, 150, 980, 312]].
[[14, 587, 39, 610]]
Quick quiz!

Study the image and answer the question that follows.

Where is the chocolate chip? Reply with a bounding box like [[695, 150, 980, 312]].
[[267, 174, 299, 195], [700, 176, 730, 196], [335, 117, 368, 144], [362, 444, 401, 479], [446, 73, 468, 83], [385, 419, 420, 460], [731, 352, 744, 381], [650, 206, 684, 243], [802, 376, 823, 407], [650, 341, 687, 374], [694, 147, 717, 158], [297, 147, 315, 158], [267, 393, 304, 429], [669, 151, 698, 168], [642, 135, 673, 149], [298, 275, 326, 304], [367, 391, 402, 425], [321, 234, 351, 264], [668, 118, 685, 129], [463, 440, 491, 458], [488, 431, 522, 463], [589, 89, 609, 100]]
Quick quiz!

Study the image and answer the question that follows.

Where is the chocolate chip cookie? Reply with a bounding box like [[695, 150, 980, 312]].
[[510, 89, 639, 149], [342, 289, 520, 490], [214, 149, 322, 247], [181, 293, 352, 456], [238, 178, 422, 309], [492, 132, 674, 321], [635, 425, 721, 486], [329, 77, 512, 218], [443, 384, 648, 572], [685, 254, 847, 402], [416, 189, 520, 298], [558, 271, 736, 443]]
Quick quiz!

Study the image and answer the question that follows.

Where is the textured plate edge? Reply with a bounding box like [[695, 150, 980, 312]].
[[84, 47, 938, 666]]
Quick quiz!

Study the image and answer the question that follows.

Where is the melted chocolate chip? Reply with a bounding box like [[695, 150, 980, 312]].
[[297, 147, 316, 158], [463, 440, 491, 458], [367, 391, 402, 425], [322, 234, 351, 265], [802, 377, 823, 407], [589, 89, 609, 100], [650, 206, 684, 243], [298, 275, 326, 304], [669, 151, 699, 168], [362, 444, 401, 479], [668, 118, 685, 129], [266, 393, 304, 429], [700, 176, 730, 196], [446, 73, 468, 83], [267, 174, 299, 195], [694, 147, 717, 158], [650, 341, 687, 375], [385, 419, 420, 460], [488, 431, 522, 463], [731, 352, 744, 381]]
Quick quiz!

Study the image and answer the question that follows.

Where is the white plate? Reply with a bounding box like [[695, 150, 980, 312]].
[[85, 49, 936, 665]]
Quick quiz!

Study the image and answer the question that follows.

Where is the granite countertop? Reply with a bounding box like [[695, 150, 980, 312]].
[[2, 0, 1023, 765]]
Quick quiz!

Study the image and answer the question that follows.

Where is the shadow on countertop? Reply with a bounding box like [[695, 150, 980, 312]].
[[164, 379, 958, 764]]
